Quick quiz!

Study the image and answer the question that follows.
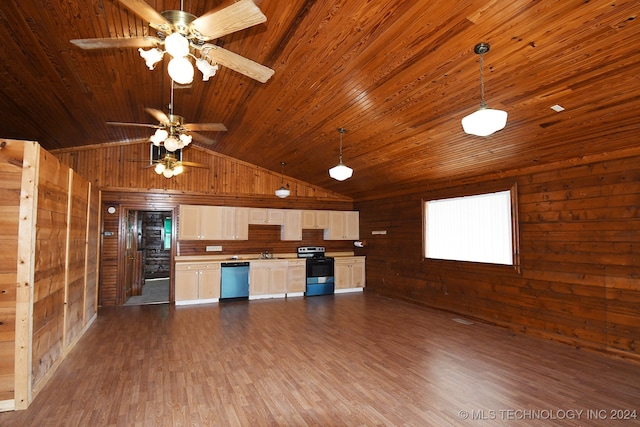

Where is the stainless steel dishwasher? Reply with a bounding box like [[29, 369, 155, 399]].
[[220, 262, 250, 300]]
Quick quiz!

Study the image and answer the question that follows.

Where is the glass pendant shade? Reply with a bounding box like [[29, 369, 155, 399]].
[[329, 163, 353, 181], [162, 168, 174, 178], [275, 187, 290, 198], [172, 164, 184, 176], [164, 33, 190, 58], [138, 48, 164, 70], [163, 136, 180, 152], [154, 163, 166, 174], [167, 57, 194, 84], [462, 107, 508, 136]]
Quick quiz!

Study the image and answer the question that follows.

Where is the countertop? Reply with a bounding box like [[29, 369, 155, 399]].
[[175, 251, 357, 263]]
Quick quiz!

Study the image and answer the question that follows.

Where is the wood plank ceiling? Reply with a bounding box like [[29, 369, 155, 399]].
[[0, 0, 638, 200]]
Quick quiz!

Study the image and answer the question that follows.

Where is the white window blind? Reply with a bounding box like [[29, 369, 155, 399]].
[[425, 190, 514, 265]]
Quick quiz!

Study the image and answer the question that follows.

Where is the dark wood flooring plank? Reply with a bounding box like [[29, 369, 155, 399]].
[[0, 293, 638, 426]]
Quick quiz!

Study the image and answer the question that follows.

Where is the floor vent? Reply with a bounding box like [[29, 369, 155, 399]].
[[452, 318, 474, 325]]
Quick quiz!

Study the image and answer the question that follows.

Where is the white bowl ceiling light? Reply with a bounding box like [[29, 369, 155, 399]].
[[275, 161, 291, 198], [461, 43, 508, 137], [329, 128, 353, 181]]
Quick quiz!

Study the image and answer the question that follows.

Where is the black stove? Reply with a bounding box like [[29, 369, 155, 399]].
[[297, 246, 334, 296]]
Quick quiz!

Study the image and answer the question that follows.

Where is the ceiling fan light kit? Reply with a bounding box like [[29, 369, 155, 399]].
[[329, 128, 353, 181], [462, 43, 508, 137], [72, 0, 275, 84]]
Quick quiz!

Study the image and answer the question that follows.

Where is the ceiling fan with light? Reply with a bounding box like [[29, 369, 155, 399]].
[[71, 0, 274, 84], [108, 106, 227, 150], [151, 152, 209, 178]]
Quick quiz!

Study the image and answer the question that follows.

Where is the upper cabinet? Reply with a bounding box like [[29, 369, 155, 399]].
[[248, 208, 285, 225], [179, 205, 248, 240], [281, 209, 302, 241], [301, 210, 330, 230], [324, 211, 359, 240], [179, 205, 358, 241]]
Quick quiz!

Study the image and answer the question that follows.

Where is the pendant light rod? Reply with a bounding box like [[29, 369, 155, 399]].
[[475, 43, 490, 108], [338, 127, 346, 163]]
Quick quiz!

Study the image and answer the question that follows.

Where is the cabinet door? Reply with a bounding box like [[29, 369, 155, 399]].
[[334, 260, 351, 289], [200, 206, 224, 239], [287, 261, 306, 293], [234, 207, 249, 240], [301, 210, 316, 229], [175, 264, 200, 300], [249, 263, 270, 295], [351, 258, 366, 288], [199, 264, 221, 299], [178, 205, 202, 240], [281, 210, 302, 241], [269, 263, 288, 294], [248, 208, 268, 224], [344, 211, 360, 240], [315, 210, 330, 229], [325, 211, 345, 240]]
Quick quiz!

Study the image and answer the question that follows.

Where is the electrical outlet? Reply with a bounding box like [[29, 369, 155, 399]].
[[206, 245, 223, 251], [371, 230, 387, 235]]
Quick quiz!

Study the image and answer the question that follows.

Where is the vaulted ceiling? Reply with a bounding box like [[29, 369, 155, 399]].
[[0, 0, 638, 200]]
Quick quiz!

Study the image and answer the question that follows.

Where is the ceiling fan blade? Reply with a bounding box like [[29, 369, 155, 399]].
[[190, 0, 266, 40], [189, 131, 216, 145], [145, 108, 171, 125], [183, 123, 227, 132], [181, 161, 209, 168], [118, 0, 170, 30], [71, 37, 157, 50], [201, 44, 274, 83], [107, 121, 159, 128]]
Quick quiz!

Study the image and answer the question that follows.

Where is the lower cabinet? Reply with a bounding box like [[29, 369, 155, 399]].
[[334, 256, 366, 290], [287, 259, 307, 295], [175, 262, 221, 303], [249, 260, 288, 299]]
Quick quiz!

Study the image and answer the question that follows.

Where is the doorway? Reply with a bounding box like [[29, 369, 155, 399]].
[[122, 210, 173, 305]]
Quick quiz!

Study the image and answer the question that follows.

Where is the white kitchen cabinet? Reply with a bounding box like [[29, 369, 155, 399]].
[[175, 262, 221, 303], [218, 206, 249, 240], [248, 208, 285, 225], [334, 256, 366, 290], [286, 259, 307, 295], [179, 205, 248, 240], [281, 209, 302, 241], [178, 205, 203, 240], [324, 211, 359, 240], [301, 210, 330, 230], [249, 260, 288, 298]]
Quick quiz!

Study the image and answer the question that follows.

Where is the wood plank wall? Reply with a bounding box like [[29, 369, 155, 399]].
[[356, 153, 640, 361], [32, 149, 69, 387], [0, 140, 101, 410], [0, 141, 25, 402], [52, 142, 351, 201]]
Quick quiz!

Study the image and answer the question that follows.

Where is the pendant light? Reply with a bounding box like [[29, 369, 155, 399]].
[[461, 43, 508, 136], [275, 162, 291, 198], [329, 128, 353, 181]]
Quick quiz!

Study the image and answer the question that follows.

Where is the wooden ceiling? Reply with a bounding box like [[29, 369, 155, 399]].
[[0, 0, 638, 200]]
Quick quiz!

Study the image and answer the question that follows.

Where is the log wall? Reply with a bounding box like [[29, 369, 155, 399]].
[[356, 153, 640, 361]]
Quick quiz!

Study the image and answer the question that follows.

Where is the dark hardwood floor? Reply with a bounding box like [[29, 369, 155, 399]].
[[1, 293, 638, 426]]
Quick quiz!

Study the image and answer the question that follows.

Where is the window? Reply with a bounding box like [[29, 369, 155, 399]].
[[163, 217, 172, 250], [424, 185, 518, 266]]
